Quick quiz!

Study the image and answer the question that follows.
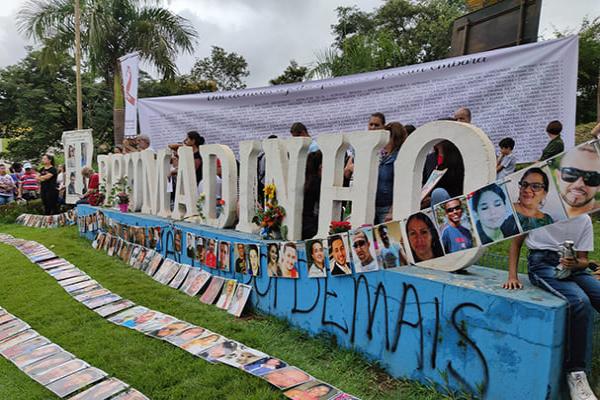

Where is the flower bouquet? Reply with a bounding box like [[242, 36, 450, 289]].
[[253, 183, 287, 240], [329, 220, 351, 235]]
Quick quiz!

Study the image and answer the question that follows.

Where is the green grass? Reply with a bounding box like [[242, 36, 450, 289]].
[[0, 224, 456, 400]]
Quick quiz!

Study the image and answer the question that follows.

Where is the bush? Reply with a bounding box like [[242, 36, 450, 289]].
[[0, 199, 45, 224]]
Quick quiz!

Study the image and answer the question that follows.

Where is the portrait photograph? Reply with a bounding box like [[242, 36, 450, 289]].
[[2, 336, 49, 359], [350, 228, 379, 273], [112, 389, 149, 400], [283, 380, 340, 400], [404, 211, 445, 263], [244, 357, 288, 377], [262, 366, 313, 390], [94, 300, 135, 318], [217, 345, 265, 369], [373, 221, 408, 269], [181, 333, 224, 356], [173, 228, 183, 254], [163, 326, 208, 347], [467, 183, 521, 245], [82, 293, 122, 310], [199, 276, 225, 304], [148, 321, 190, 340], [145, 253, 164, 277], [168, 264, 190, 289], [305, 239, 328, 278], [246, 244, 260, 276], [234, 242, 248, 274], [278, 242, 299, 278], [58, 274, 88, 287], [180, 269, 211, 296], [204, 238, 217, 268], [147, 227, 157, 249], [185, 232, 196, 260], [198, 340, 239, 363], [64, 280, 98, 294], [328, 234, 352, 276], [73, 288, 111, 303], [265, 242, 282, 277], [68, 378, 128, 400], [21, 351, 74, 378], [433, 196, 478, 254], [108, 306, 150, 326], [228, 284, 252, 317], [46, 367, 107, 398], [547, 143, 600, 218], [135, 314, 177, 335], [216, 279, 237, 310], [218, 240, 231, 271], [194, 236, 205, 264], [506, 164, 568, 232], [12, 344, 62, 369], [34, 358, 88, 386]]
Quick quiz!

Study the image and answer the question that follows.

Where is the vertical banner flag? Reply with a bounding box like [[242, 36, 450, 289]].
[[119, 52, 140, 137]]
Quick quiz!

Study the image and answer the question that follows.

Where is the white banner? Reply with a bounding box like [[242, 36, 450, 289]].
[[139, 36, 578, 162], [62, 129, 94, 204], [119, 52, 140, 137]]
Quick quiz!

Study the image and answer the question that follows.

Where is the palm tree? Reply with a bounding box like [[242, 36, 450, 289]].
[[17, 0, 197, 144]]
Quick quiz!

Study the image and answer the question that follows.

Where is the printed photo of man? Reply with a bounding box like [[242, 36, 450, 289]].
[[350, 229, 379, 273], [328, 234, 352, 276], [438, 198, 474, 254]]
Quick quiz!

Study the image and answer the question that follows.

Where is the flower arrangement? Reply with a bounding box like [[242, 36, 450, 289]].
[[329, 220, 351, 235], [253, 182, 287, 240], [109, 176, 130, 211]]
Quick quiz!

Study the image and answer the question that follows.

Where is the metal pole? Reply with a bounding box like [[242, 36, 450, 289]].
[[74, 0, 83, 129]]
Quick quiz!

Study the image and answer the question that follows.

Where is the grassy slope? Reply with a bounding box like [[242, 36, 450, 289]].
[[0, 224, 450, 400]]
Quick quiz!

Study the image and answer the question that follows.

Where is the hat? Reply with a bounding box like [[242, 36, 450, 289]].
[[23, 162, 32, 169]]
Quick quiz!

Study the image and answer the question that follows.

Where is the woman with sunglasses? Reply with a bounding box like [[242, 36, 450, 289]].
[[513, 167, 553, 231]]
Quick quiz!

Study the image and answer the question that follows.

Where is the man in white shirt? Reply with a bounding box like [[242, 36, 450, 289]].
[[351, 230, 378, 273], [504, 215, 600, 400]]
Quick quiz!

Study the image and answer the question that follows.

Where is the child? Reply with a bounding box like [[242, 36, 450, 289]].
[[496, 137, 516, 179]]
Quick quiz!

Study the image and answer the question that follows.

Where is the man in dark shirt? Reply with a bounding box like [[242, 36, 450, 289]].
[[539, 120, 564, 161]]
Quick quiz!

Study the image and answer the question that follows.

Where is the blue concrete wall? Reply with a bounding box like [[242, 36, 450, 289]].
[[77, 205, 568, 400]]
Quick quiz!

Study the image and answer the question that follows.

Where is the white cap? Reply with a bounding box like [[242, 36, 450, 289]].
[[23, 162, 32, 169]]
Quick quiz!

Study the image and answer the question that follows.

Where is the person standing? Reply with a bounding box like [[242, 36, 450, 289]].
[[539, 120, 564, 161], [0, 164, 16, 205], [38, 154, 59, 215], [375, 122, 407, 224], [18, 163, 40, 200]]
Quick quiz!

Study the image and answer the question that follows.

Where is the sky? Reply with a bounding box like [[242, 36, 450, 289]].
[[0, 0, 598, 88]]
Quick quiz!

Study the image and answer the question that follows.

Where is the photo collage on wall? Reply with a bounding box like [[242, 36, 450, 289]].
[[0, 233, 359, 400]]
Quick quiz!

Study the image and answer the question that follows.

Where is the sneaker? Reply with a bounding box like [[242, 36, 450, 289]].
[[567, 371, 598, 400]]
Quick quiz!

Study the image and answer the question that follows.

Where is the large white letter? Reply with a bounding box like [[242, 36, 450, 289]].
[[236, 140, 262, 233], [263, 137, 311, 241], [124, 152, 143, 212], [171, 146, 198, 220], [97, 154, 112, 202], [393, 121, 496, 271], [199, 144, 238, 228], [316, 131, 388, 238]]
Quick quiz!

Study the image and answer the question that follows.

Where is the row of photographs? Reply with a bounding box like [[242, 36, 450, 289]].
[[92, 232, 251, 317], [84, 139, 600, 268], [0, 305, 147, 400], [0, 233, 358, 400], [17, 210, 77, 229]]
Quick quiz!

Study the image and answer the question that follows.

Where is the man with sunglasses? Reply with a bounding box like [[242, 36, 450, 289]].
[[440, 198, 473, 254], [556, 144, 600, 217], [351, 230, 378, 272]]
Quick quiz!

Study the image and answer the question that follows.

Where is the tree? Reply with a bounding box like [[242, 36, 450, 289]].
[[17, 0, 197, 145], [138, 72, 218, 98], [191, 46, 249, 91], [310, 0, 466, 79], [269, 60, 308, 85], [0, 48, 113, 161]]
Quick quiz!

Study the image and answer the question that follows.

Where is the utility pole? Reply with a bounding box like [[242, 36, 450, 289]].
[[74, 0, 83, 129]]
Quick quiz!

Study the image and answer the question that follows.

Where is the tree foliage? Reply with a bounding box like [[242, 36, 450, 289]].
[[0, 49, 113, 161], [310, 0, 466, 79], [17, 0, 197, 143], [191, 46, 249, 91], [269, 60, 308, 85], [138, 71, 218, 98], [565, 18, 600, 123]]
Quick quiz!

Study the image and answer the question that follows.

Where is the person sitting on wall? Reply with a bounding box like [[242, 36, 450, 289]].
[[503, 216, 600, 400], [539, 120, 564, 161], [77, 166, 101, 206], [290, 122, 319, 153]]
